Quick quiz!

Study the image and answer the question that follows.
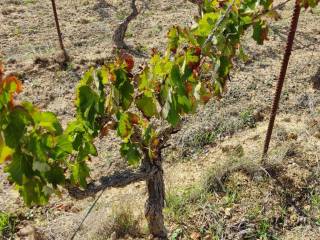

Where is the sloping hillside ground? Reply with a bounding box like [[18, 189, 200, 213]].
[[0, 0, 320, 239]]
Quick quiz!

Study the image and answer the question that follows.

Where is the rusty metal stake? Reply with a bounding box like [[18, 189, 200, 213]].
[[50, 0, 69, 62], [263, 0, 301, 159]]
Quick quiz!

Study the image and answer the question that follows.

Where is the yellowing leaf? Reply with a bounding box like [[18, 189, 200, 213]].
[[0, 140, 13, 163]]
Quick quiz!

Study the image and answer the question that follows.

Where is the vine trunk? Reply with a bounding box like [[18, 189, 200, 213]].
[[50, 0, 69, 62], [144, 152, 167, 238]]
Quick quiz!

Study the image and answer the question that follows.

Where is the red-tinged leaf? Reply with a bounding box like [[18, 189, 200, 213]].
[[128, 112, 140, 125], [100, 121, 117, 138], [193, 46, 201, 56], [252, 21, 269, 45], [117, 112, 133, 139], [121, 52, 134, 72], [109, 73, 116, 82], [3, 76, 23, 93], [151, 48, 158, 56], [192, 68, 200, 78], [201, 94, 211, 104], [155, 83, 161, 93], [100, 125, 109, 138], [0, 63, 4, 81], [185, 82, 193, 95]]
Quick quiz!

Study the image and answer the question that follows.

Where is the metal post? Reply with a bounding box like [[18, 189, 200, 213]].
[[263, 0, 301, 159]]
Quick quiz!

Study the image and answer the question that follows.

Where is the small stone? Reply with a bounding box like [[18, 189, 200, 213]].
[[18, 225, 41, 240], [110, 231, 117, 240], [253, 109, 264, 122], [225, 208, 232, 217], [190, 232, 201, 240], [78, 18, 90, 24], [314, 132, 320, 139], [161, 6, 172, 11]]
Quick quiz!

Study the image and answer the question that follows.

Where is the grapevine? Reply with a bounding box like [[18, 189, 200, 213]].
[[50, 0, 69, 62], [1, 0, 319, 237]]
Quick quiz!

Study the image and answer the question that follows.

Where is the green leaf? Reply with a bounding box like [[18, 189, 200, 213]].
[[54, 135, 74, 159], [71, 162, 90, 188], [19, 177, 49, 206], [32, 161, 51, 172], [260, 0, 273, 9], [114, 69, 134, 110], [240, 16, 253, 26], [136, 94, 158, 118], [238, 46, 249, 62], [306, 0, 319, 8], [84, 141, 98, 156], [77, 85, 99, 123], [120, 142, 141, 166], [195, 12, 220, 37], [79, 68, 94, 86], [0, 136, 13, 163], [170, 65, 182, 86], [45, 165, 65, 187], [33, 112, 63, 134], [100, 66, 109, 84], [162, 90, 180, 126], [27, 134, 47, 162], [4, 108, 31, 148], [6, 153, 33, 185], [252, 20, 269, 45], [177, 94, 192, 113], [117, 112, 132, 140], [66, 119, 85, 135], [218, 56, 232, 77], [142, 125, 153, 145], [167, 27, 179, 53]]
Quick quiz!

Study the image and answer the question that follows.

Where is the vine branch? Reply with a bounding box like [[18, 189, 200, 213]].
[[202, 0, 235, 49], [66, 167, 157, 199], [50, 0, 69, 62]]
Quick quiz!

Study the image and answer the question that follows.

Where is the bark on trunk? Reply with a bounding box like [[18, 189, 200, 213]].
[[113, 0, 139, 49], [144, 155, 167, 238], [50, 0, 69, 62]]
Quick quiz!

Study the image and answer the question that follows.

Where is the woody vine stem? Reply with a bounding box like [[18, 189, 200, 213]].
[[50, 0, 69, 62]]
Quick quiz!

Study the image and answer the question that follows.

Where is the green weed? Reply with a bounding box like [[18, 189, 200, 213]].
[[240, 109, 256, 128], [0, 211, 15, 238]]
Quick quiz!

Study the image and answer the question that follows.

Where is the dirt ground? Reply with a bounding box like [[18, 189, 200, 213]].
[[0, 0, 320, 239]]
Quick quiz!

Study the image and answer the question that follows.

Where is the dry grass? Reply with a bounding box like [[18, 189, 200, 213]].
[[91, 203, 143, 239]]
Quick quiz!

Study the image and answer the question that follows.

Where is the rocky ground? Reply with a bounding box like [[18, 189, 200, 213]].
[[0, 0, 320, 239]]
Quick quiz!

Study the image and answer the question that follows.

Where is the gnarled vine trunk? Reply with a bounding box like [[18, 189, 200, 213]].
[[113, 0, 139, 49], [143, 153, 167, 238]]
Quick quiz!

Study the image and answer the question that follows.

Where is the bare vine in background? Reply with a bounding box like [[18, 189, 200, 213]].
[[50, 0, 69, 62], [113, 0, 139, 50]]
